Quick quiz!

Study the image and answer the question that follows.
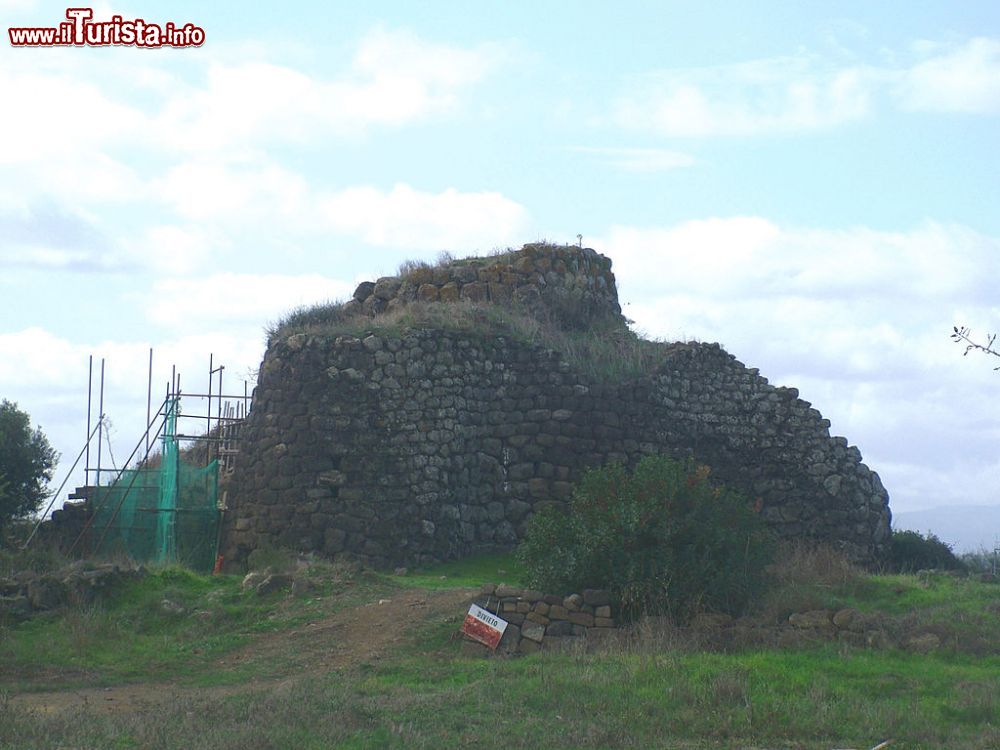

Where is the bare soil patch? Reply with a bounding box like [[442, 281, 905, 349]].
[[9, 586, 473, 715]]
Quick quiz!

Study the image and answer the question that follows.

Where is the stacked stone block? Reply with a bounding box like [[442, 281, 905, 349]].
[[467, 584, 619, 655], [345, 243, 621, 329]]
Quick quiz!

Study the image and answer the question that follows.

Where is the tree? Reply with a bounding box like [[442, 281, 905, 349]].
[[952, 326, 1000, 369], [0, 400, 58, 532]]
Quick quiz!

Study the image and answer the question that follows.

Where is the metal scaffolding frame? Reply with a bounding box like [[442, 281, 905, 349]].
[[26, 350, 254, 565]]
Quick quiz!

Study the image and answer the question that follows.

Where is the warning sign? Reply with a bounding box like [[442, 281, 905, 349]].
[[461, 604, 508, 650]]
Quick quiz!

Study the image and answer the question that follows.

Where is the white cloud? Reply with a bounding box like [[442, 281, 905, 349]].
[[145, 272, 355, 330], [0, 203, 224, 275], [0, 24, 505, 228], [130, 225, 217, 275], [0, 327, 84, 391], [0, 202, 129, 272], [0, 48, 152, 216], [353, 26, 499, 88], [151, 158, 530, 252], [615, 56, 875, 137], [0, 63, 146, 165], [0, 245, 114, 271], [153, 27, 505, 152], [153, 160, 309, 222], [604, 219, 996, 305], [614, 36, 1000, 137], [1, 25, 502, 159], [603, 217, 782, 295], [570, 146, 696, 172], [34, 152, 146, 205], [0, 25, 516, 277], [896, 37, 1000, 113], [318, 182, 530, 250]]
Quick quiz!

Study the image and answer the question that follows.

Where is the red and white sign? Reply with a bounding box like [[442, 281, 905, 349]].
[[460, 604, 508, 650]]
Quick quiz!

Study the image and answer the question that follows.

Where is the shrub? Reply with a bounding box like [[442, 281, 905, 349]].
[[517, 456, 774, 621], [889, 529, 965, 573], [0, 533, 69, 577], [960, 546, 1000, 576]]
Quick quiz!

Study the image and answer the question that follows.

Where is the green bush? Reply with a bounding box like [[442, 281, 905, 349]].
[[960, 546, 999, 576], [889, 529, 965, 573], [517, 456, 774, 621]]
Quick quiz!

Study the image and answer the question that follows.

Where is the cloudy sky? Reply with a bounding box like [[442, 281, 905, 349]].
[[2, 1, 998, 546]]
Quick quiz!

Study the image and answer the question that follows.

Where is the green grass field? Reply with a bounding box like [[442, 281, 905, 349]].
[[0, 552, 997, 749]]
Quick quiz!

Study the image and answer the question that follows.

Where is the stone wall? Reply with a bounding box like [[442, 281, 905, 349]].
[[464, 584, 619, 656], [462, 592, 950, 656], [345, 243, 621, 329], [221, 245, 891, 569]]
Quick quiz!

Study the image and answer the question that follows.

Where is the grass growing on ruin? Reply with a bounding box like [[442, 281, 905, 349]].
[[2, 552, 998, 749], [268, 298, 673, 382]]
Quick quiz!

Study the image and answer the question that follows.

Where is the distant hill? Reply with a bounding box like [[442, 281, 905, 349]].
[[892, 504, 1000, 553]]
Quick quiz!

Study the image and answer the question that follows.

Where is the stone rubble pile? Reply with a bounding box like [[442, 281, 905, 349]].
[[0, 563, 145, 621]]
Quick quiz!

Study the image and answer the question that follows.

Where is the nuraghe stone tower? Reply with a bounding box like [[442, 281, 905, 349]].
[[221, 243, 891, 569]]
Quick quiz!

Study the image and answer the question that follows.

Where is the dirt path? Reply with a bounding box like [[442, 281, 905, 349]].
[[10, 586, 474, 716], [217, 585, 473, 672]]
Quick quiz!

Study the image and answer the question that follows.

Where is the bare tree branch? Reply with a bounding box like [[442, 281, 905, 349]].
[[951, 326, 1000, 370]]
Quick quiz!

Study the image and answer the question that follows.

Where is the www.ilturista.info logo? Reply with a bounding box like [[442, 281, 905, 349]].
[[9, 8, 205, 48]]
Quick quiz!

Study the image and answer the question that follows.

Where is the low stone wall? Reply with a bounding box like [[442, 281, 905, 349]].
[[644, 606, 958, 655], [461, 598, 963, 657], [463, 584, 619, 656]]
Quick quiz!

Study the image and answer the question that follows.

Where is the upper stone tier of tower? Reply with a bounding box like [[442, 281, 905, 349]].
[[344, 243, 624, 331]]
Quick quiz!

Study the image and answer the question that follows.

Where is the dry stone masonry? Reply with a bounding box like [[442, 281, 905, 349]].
[[465, 584, 620, 656], [462, 596, 949, 656], [344, 245, 621, 329], [221, 243, 891, 569]]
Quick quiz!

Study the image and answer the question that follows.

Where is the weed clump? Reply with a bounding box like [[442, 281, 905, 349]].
[[246, 545, 298, 574], [517, 456, 774, 622], [753, 542, 867, 622]]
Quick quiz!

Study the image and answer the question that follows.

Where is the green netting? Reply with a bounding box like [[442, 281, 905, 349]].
[[89, 397, 220, 571], [159, 395, 179, 563]]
